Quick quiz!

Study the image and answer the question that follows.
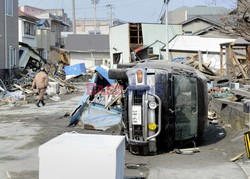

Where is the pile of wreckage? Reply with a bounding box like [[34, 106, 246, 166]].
[[0, 45, 91, 106], [184, 38, 250, 131], [0, 67, 80, 106], [68, 66, 122, 131]]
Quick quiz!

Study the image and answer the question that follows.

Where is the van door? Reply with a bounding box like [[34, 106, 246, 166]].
[[173, 75, 198, 141]]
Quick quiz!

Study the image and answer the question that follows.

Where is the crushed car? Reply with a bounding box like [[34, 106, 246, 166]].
[[69, 61, 208, 155], [108, 60, 208, 155]]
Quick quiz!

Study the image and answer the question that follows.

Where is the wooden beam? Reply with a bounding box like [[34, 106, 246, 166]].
[[225, 45, 232, 76], [220, 46, 223, 76], [247, 46, 250, 78], [198, 50, 202, 71], [233, 56, 249, 79]]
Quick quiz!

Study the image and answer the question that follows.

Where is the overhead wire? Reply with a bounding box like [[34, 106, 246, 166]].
[[156, 3, 166, 23]]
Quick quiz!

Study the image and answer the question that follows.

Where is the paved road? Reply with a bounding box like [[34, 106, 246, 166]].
[[0, 82, 249, 179]]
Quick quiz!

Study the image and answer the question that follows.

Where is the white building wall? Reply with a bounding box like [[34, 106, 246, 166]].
[[70, 52, 110, 68], [18, 18, 37, 48], [110, 24, 130, 69], [142, 24, 166, 59], [36, 29, 56, 52]]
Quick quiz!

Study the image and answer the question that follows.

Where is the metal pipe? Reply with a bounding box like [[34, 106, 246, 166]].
[[147, 94, 162, 141], [164, 0, 170, 61], [5, 0, 7, 69], [128, 90, 133, 140], [143, 93, 148, 140], [92, 0, 99, 34]]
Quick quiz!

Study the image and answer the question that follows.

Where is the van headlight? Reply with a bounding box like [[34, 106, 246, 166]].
[[149, 101, 157, 109]]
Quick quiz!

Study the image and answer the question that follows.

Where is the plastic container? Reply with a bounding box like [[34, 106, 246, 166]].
[[39, 133, 125, 179], [64, 63, 86, 75]]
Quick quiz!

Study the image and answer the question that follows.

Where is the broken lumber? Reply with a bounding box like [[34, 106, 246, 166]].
[[13, 84, 33, 94], [49, 76, 76, 90], [179, 147, 200, 153], [231, 89, 250, 98], [230, 152, 245, 162]]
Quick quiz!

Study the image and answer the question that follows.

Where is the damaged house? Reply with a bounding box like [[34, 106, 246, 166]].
[[167, 35, 236, 73], [109, 23, 182, 68], [0, 0, 19, 83], [19, 5, 70, 49], [18, 10, 45, 72]]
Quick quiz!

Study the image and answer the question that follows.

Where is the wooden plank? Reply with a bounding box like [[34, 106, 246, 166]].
[[233, 56, 249, 79], [225, 45, 231, 76], [13, 84, 33, 94], [198, 50, 202, 71], [231, 89, 250, 98], [247, 46, 250, 78], [230, 152, 245, 162], [220, 46, 224, 76]]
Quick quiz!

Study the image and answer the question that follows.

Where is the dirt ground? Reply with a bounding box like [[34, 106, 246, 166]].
[[0, 82, 249, 179]]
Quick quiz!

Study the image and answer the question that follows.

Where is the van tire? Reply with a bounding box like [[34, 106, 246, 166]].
[[108, 69, 127, 80]]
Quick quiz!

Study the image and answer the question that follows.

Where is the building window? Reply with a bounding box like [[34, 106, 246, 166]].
[[6, 0, 13, 16], [9, 46, 16, 67], [184, 31, 192, 35], [113, 53, 122, 64], [24, 21, 36, 36]]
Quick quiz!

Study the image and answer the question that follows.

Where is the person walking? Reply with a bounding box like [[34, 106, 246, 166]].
[[32, 67, 49, 107]]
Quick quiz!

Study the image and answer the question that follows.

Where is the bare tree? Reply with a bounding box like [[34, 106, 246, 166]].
[[221, 0, 250, 41]]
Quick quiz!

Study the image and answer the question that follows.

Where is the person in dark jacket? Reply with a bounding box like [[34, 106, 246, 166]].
[[32, 67, 49, 107]]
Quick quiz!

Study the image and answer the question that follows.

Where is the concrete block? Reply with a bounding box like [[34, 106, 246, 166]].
[[39, 133, 125, 179], [47, 82, 60, 95], [59, 87, 67, 95]]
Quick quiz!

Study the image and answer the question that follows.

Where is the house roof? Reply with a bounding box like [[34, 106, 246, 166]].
[[65, 34, 110, 52], [169, 35, 235, 53], [173, 5, 230, 16], [192, 26, 220, 35], [36, 12, 69, 26], [37, 19, 50, 27], [18, 10, 39, 21], [180, 15, 222, 26]]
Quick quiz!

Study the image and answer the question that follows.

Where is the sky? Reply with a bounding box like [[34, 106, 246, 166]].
[[18, 0, 237, 23]]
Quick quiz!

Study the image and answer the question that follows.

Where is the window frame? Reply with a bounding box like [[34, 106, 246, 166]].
[[6, 0, 13, 16], [8, 46, 16, 67], [24, 21, 36, 36]]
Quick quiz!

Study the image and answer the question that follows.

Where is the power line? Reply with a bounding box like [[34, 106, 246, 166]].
[[156, 3, 166, 23]]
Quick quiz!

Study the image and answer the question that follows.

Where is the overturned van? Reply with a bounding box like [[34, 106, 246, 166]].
[[109, 60, 208, 155]]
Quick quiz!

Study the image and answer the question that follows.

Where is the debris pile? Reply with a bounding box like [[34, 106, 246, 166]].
[[0, 79, 25, 106], [208, 78, 250, 130], [1, 44, 95, 106], [68, 66, 122, 131], [0, 63, 89, 106]]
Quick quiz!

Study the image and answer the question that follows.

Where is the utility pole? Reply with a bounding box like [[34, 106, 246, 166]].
[[164, 0, 170, 61], [92, 0, 100, 34], [72, 0, 76, 34], [106, 4, 113, 27]]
